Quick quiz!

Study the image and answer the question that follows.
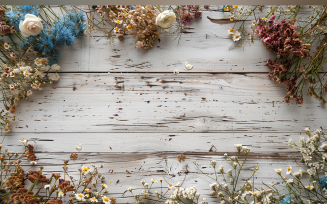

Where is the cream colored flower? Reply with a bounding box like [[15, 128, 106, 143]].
[[51, 64, 60, 71], [19, 14, 43, 37], [185, 62, 193, 70], [27, 90, 33, 97], [48, 73, 60, 81], [156, 10, 176, 28], [4, 43, 10, 49], [75, 144, 82, 151]]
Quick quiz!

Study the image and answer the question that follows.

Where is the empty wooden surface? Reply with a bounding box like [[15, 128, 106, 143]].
[[2, 6, 325, 203]]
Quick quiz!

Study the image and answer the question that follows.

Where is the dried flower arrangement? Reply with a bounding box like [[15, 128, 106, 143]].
[[0, 140, 114, 203], [0, 5, 85, 133], [253, 6, 327, 105], [75, 5, 202, 49], [2, 128, 327, 203], [223, 5, 327, 104]]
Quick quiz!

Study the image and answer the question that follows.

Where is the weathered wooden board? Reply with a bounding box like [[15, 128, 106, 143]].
[[57, 6, 327, 73], [9, 73, 326, 133], [3, 132, 302, 154]]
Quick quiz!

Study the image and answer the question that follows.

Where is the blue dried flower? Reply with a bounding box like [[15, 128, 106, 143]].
[[6, 6, 85, 65], [320, 177, 327, 189], [279, 195, 290, 204]]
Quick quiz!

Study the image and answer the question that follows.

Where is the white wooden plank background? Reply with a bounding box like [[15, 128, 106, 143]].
[[2, 6, 325, 203]]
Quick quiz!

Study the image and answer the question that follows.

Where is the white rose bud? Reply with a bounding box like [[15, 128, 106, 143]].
[[19, 14, 43, 37], [156, 10, 176, 28]]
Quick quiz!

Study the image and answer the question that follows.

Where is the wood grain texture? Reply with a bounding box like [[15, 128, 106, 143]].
[[2, 6, 325, 203], [10, 73, 326, 133]]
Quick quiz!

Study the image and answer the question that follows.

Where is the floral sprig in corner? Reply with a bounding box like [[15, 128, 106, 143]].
[[4, 5, 86, 65], [252, 6, 327, 104]]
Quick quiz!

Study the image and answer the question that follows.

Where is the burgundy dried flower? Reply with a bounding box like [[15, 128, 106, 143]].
[[255, 15, 310, 59]]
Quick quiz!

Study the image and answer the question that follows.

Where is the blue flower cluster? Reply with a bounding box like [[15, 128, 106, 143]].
[[279, 195, 290, 204], [6, 6, 86, 65], [320, 177, 327, 189]]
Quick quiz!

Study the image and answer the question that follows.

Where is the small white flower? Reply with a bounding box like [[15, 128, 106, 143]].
[[75, 144, 82, 151], [210, 183, 218, 190], [185, 62, 193, 70], [90, 197, 98, 202], [294, 170, 303, 178], [58, 191, 64, 198], [234, 144, 242, 152], [305, 127, 311, 136], [102, 183, 108, 188], [275, 169, 282, 175], [50, 64, 61, 71], [81, 166, 91, 174], [233, 32, 241, 42], [27, 90, 33, 97], [30, 161, 37, 165], [9, 84, 15, 90], [228, 28, 234, 36], [44, 184, 51, 189], [211, 160, 216, 167], [286, 179, 294, 184], [4, 43, 10, 49], [13, 68, 20, 73], [75, 193, 84, 201], [103, 197, 110, 203], [19, 139, 28, 144], [320, 143, 327, 151], [48, 73, 60, 81], [306, 185, 314, 190], [242, 146, 250, 154], [128, 186, 132, 192], [286, 166, 292, 174]]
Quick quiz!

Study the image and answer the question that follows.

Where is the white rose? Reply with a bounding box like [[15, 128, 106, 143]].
[[156, 10, 176, 28], [19, 14, 43, 37]]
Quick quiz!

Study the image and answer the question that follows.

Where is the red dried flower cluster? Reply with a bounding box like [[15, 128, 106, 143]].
[[254, 15, 312, 104], [176, 5, 202, 27], [255, 15, 310, 59]]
